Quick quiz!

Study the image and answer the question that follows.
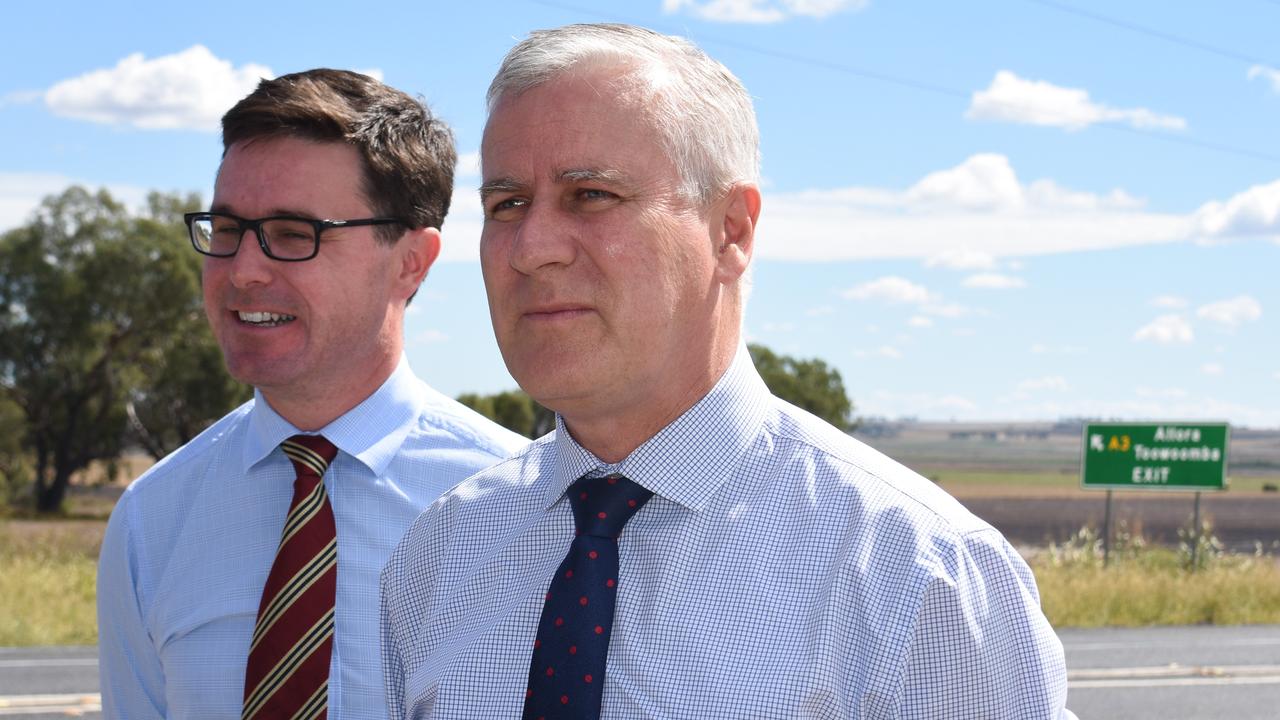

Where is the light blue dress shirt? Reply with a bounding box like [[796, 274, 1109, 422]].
[[381, 346, 1071, 719], [97, 357, 527, 719]]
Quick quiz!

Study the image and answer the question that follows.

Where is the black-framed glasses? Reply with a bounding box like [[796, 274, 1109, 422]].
[[184, 211, 406, 262]]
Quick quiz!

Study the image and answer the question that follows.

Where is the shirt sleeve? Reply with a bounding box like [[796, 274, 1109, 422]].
[[897, 527, 1070, 719], [380, 544, 407, 720], [97, 496, 166, 719]]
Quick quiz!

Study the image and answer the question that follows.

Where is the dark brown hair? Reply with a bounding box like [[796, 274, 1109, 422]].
[[222, 68, 456, 242]]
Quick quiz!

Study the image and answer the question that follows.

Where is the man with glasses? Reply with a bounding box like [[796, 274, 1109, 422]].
[[97, 69, 526, 719], [381, 25, 1073, 719]]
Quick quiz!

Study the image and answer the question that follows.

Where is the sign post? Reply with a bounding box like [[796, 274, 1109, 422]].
[[1080, 422, 1229, 566]]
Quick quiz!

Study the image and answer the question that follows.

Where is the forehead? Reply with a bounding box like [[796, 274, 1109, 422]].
[[214, 137, 370, 215], [481, 72, 672, 183]]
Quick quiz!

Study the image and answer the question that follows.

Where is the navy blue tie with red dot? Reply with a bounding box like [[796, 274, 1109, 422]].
[[523, 473, 653, 720]]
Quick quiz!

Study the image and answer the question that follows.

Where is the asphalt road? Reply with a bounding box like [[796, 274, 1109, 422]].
[[4, 627, 1279, 718], [0, 645, 99, 717], [1061, 625, 1280, 720]]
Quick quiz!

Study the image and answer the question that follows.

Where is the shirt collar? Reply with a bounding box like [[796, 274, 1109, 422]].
[[242, 355, 425, 476], [548, 343, 771, 512]]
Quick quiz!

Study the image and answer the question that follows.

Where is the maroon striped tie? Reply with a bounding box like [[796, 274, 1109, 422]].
[[242, 435, 339, 720]]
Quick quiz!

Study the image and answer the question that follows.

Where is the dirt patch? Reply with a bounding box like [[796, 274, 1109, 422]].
[[952, 491, 1280, 552]]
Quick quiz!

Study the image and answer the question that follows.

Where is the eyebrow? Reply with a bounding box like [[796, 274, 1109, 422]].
[[477, 178, 524, 202], [208, 204, 320, 219], [558, 168, 629, 185]]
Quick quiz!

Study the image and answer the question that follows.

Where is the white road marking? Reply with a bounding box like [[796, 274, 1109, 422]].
[[0, 658, 97, 668], [1069, 664, 1280, 689], [0, 693, 101, 716]]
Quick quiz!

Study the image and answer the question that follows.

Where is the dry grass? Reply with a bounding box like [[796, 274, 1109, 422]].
[[0, 521, 103, 646], [3, 501, 1280, 645], [1032, 526, 1280, 627]]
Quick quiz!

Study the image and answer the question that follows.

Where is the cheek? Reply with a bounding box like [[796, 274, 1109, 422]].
[[599, 236, 626, 260]]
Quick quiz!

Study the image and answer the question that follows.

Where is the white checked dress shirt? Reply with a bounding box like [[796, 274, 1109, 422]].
[[97, 357, 528, 719], [381, 346, 1071, 719]]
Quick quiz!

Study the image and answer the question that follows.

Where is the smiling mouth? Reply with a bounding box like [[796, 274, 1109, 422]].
[[237, 311, 296, 327]]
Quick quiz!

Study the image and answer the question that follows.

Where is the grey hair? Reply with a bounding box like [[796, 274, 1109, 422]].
[[486, 23, 760, 207]]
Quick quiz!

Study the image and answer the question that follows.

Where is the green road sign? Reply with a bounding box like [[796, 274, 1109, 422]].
[[1081, 422, 1229, 491]]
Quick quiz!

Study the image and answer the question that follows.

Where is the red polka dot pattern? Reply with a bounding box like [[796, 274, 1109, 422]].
[[522, 474, 653, 719]]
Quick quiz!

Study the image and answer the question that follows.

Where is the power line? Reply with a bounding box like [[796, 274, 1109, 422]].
[[523, 0, 1280, 166], [1019, 0, 1279, 69]]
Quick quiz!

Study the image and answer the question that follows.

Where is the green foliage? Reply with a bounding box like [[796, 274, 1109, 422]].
[[748, 343, 856, 431], [0, 397, 31, 509], [0, 186, 248, 512], [458, 390, 554, 439]]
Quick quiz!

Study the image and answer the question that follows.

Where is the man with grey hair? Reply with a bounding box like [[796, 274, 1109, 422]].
[[382, 24, 1071, 719]]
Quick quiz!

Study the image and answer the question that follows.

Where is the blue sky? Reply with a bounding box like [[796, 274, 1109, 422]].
[[2, 0, 1277, 427]]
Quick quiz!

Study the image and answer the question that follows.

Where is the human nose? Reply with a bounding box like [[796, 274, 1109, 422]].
[[226, 227, 274, 287], [507, 201, 578, 275]]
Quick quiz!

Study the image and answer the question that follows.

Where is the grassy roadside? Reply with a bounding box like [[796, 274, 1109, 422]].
[[1030, 527, 1280, 627], [0, 521, 102, 646], [3, 518, 1279, 646]]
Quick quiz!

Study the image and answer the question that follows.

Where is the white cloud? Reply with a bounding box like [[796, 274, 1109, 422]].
[[805, 305, 835, 317], [1191, 179, 1280, 240], [906, 154, 1027, 211], [438, 188, 484, 262], [457, 151, 481, 180], [908, 315, 933, 328], [967, 70, 1186, 131], [1248, 65, 1280, 93], [1133, 314, 1194, 344], [841, 276, 933, 304], [1196, 296, 1262, 328], [854, 345, 902, 359], [962, 273, 1026, 289], [416, 329, 449, 343], [45, 45, 272, 131], [924, 249, 997, 270], [1018, 375, 1069, 392], [1150, 295, 1188, 309], [662, 0, 866, 23], [0, 173, 151, 231], [755, 153, 1187, 261], [1201, 363, 1224, 376]]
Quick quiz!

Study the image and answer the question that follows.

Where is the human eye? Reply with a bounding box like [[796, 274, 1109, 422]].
[[484, 195, 528, 221], [571, 187, 621, 211], [209, 216, 241, 236], [263, 219, 317, 259], [577, 188, 617, 202]]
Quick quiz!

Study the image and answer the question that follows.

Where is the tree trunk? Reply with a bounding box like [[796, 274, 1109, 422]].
[[35, 465, 69, 513]]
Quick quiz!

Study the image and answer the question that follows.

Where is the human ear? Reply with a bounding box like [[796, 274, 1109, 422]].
[[713, 183, 761, 285]]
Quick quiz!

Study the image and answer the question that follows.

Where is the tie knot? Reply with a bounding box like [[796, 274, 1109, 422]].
[[281, 435, 338, 479], [568, 473, 653, 538]]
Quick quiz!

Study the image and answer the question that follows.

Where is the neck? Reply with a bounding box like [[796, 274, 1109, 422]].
[[263, 348, 401, 432], [564, 331, 740, 464]]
